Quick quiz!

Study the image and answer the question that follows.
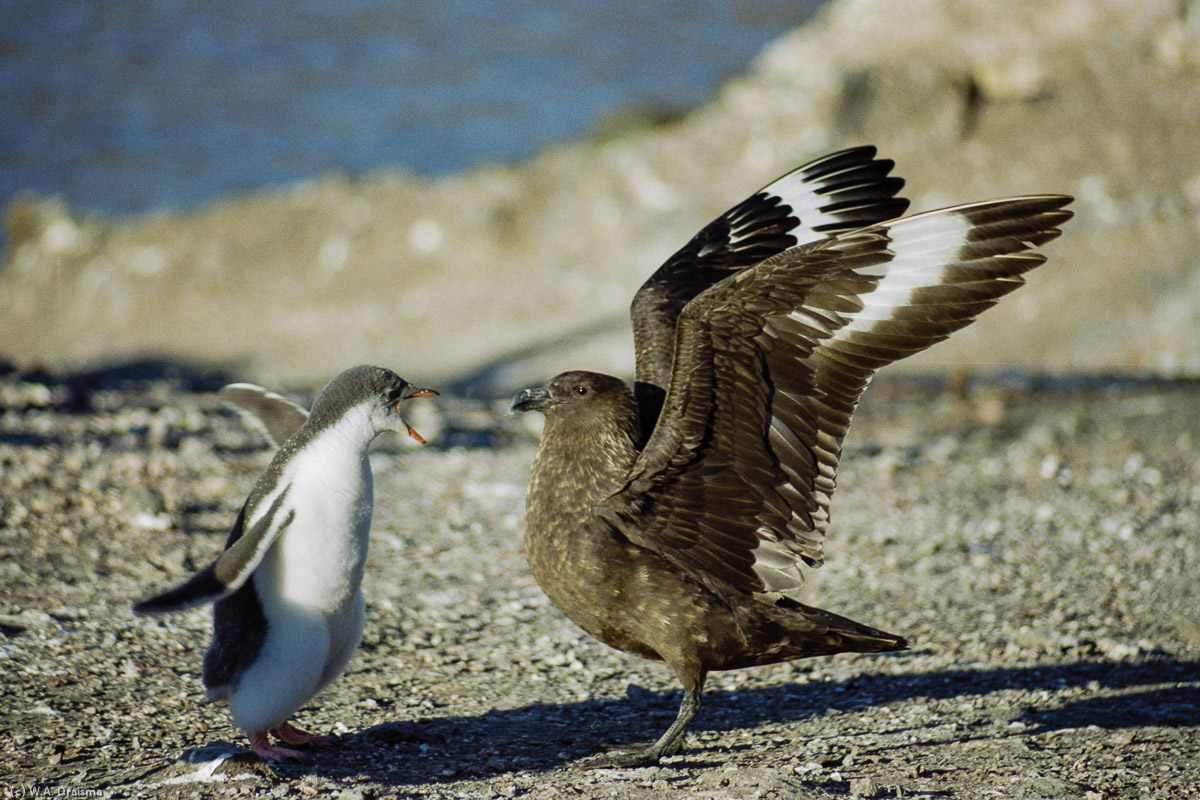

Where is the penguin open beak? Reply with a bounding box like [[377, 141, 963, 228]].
[[398, 387, 438, 444]]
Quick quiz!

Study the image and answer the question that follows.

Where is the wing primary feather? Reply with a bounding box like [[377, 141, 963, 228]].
[[611, 193, 1071, 597]]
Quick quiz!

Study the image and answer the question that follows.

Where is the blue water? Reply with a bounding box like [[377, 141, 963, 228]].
[[0, 1, 822, 220]]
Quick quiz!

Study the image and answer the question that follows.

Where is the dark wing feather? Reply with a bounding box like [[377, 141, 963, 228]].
[[630, 147, 910, 434], [605, 195, 1073, 598]]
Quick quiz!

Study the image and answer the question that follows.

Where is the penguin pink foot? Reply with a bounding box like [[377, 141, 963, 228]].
[[249, 730, 304, 761], [274, 720, 333, 748]]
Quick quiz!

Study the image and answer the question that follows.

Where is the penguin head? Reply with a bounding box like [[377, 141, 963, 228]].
[[373, 370, 437, 444], [311, 365, 438, 445]]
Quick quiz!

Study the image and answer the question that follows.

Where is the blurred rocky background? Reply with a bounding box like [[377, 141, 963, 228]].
[[3, 0, 1198, 394]]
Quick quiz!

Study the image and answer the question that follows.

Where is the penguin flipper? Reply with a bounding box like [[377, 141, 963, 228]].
[[220, 383, 310, 447], [133, 565, 226, 615], [133, 490, 294, 615]]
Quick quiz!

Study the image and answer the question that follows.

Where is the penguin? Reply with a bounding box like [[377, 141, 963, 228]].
[[134, 365, 436, 760]]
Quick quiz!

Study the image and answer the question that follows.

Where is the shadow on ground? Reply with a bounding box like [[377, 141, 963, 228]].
[[176, 656, 1200, 786]]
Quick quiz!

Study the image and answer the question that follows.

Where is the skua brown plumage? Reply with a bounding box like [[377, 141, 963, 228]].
[[513, 149, 1072, 767]]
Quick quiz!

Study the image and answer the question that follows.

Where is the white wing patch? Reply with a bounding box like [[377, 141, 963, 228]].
[[750, 153, 902, 249], [757, 168, 842, 248], [828, 209, 973, 344]]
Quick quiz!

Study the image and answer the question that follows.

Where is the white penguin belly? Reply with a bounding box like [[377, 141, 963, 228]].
[[226, 605, 333, 734], [265, 431, 374, 616], [227, 435, 375, 734]]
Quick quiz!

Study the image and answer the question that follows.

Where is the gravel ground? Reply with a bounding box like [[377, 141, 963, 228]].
[[1, 368, 1198, 799]]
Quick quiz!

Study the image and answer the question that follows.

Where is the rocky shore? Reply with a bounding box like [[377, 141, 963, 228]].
[[3, 0, 1200, 389]]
